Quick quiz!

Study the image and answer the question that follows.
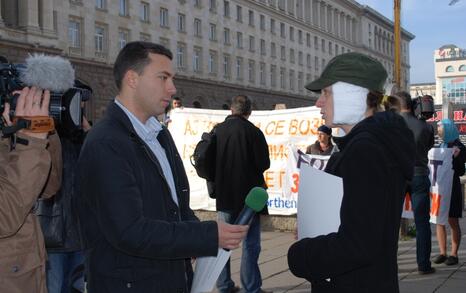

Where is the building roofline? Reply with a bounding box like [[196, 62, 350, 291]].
[[410, 82, 436, 86], [361, 5, 415, 40]]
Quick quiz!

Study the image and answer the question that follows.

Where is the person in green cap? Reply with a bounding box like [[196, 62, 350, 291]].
[[287, 52, 416, 293]]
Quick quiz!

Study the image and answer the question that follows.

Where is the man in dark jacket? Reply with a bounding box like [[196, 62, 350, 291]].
[[397, 91, 435, 274], [76, 42, 248, 293], [214, 95, 270, 293]]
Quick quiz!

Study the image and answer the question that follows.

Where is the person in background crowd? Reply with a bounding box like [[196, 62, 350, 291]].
[[75, 42, 248, 293], [214, 95, 271, 293], [433, 119, 465, 266], [306, 125, 334, 155], [42, 80, 92, 293], [172, 96, 183, 109], [287, 52, 416, 293], [396, 91, 436, 275], [0, 87, 62, 293]]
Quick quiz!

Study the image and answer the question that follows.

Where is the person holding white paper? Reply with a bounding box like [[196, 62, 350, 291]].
[[287, 53, 416, 293]]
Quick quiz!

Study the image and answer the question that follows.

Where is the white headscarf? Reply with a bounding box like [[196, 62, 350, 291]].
[[332, 81, 369, 125]]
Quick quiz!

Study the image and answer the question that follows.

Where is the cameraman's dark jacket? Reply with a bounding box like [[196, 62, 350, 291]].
[[37, 131, 86, 252], [400, 112, 434, 176], [76, 103, 218, 293]]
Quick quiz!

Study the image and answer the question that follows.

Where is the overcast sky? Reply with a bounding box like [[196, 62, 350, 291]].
[[356, 0, 466, 83]]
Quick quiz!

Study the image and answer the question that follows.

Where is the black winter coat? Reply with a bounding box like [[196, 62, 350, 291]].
[[76, 103, 219, 293], [288, 111, 415, 293], [214, 115, 270, 214]]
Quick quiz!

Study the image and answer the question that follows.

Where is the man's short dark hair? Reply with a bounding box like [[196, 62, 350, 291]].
[[231, 95, 252, 116], [113, 41, 173, 90], [395, 91, 412, 110]]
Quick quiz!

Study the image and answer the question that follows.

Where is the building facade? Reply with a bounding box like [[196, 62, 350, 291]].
[[0, 0, 414, 121], [434, 44, 466, 106], [410, 82, 437, 104]]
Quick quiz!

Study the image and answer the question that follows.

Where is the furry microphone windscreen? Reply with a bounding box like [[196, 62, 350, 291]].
[[20, 54, 75, 92]]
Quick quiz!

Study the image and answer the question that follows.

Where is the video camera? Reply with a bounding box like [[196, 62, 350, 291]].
[[411, 95, 435, 120], [0, 54, 90, 135]]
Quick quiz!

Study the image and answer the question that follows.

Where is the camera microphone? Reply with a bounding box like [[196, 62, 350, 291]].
[[20, 54, 75, 92]]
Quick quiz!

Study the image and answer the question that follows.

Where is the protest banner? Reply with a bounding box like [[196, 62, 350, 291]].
[[402, 148, 454, 225], [168, 106, 330, 215]]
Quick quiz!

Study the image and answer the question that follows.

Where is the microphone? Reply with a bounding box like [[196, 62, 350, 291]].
[[20, 53, 75, 92], [234, 187, 269, 225]]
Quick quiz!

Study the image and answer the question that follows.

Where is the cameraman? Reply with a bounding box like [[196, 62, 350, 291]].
[[0, 87, 62, 292], [397, 91, 435, 274]]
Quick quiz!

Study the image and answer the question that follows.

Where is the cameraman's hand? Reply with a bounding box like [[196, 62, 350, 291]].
[[14, 87, 50, 139]]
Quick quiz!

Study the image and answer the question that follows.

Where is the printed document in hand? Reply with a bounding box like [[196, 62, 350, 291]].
[[297, 164, 343, 240], [191, 248, 231, 293]]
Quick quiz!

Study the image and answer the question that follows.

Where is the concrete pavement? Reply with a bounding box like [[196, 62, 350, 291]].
[[211, 216, 466, 293]]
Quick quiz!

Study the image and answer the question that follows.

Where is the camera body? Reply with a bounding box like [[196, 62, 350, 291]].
[[0, 58, 88, 134], [412, 95, 435, 120]]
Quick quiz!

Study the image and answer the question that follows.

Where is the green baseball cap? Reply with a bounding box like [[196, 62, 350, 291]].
[[305, 52, 388, 92]]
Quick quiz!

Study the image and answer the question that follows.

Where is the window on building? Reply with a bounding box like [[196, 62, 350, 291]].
[[270, 65, 277, 87], [248, 60, 255, 83], [446, 66, 454, 73], [307, 53, 311, 68], [260, 15, 265, 30], [224, 1, 230, 17], [176, 43, 186, 69], [193, 47, 202, 72], [119, 0, 128, 16], [321, 39, 325, 52], [260, 62, 266, 85], [460, 65, 466, 72], [223, 54, 231, 78], [209, 23, 217, 41], [160, 8, 169, 27], [322, 58, 326, 69], [280, 45, 286, 60], [290, 49, 295, 64], [289, 26, 294, 41], [220, 28, 230, 46], [306, 33, 311, 47], [248, 10, 254, 26], [280, 67, 286, 89], [298, 30, 303, 44], [194, 0, 201, 7], [208, 50, 218, 74], [289, 70, 295, 91], [260, 39, 266, 55], [249, 36, 255, 52], [314, 56, 319, 71], [209, 0, 217, 12], [140, 2, 149, 22], [95, 25, 106, 53], [68, 19, 81, 48], [118, 29, 129, 49], [298, 51, 303, 65], [328, 41, 332, 55], [335, 44, 339, 55], [96, 0, 106, 9], [298, 72, 303, 91], [236, 5, 242, 22], [314, 36, 318, 49], [271, 42, 276, 58], [178, 13, 186, 32], [280, 22, 285, 38], [270, 19, 275, 34], [194, 18, 202, 36], [236, 32, 243, 48]]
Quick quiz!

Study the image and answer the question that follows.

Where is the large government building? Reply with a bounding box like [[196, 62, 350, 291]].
[[0, 0, 414, 120]]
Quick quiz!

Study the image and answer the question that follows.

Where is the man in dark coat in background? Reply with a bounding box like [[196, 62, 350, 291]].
[[214, 95, 270, 293]]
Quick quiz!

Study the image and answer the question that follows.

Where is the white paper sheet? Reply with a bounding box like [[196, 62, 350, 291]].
[[191, 248, 232, 293], [297, 164, 343, 239]]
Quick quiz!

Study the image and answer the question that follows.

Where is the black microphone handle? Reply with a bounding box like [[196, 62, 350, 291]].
[[234, 206, 256, 225]]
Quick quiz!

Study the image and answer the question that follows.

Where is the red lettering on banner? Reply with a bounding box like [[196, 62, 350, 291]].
[[404, 193, 412, 211], [291, 173, 299, 193], [430, 192, 441, 217]]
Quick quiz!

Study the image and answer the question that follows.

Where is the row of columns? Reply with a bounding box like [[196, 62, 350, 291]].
[[0, 0, 54, 33], [299, 0, 357, 43]]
